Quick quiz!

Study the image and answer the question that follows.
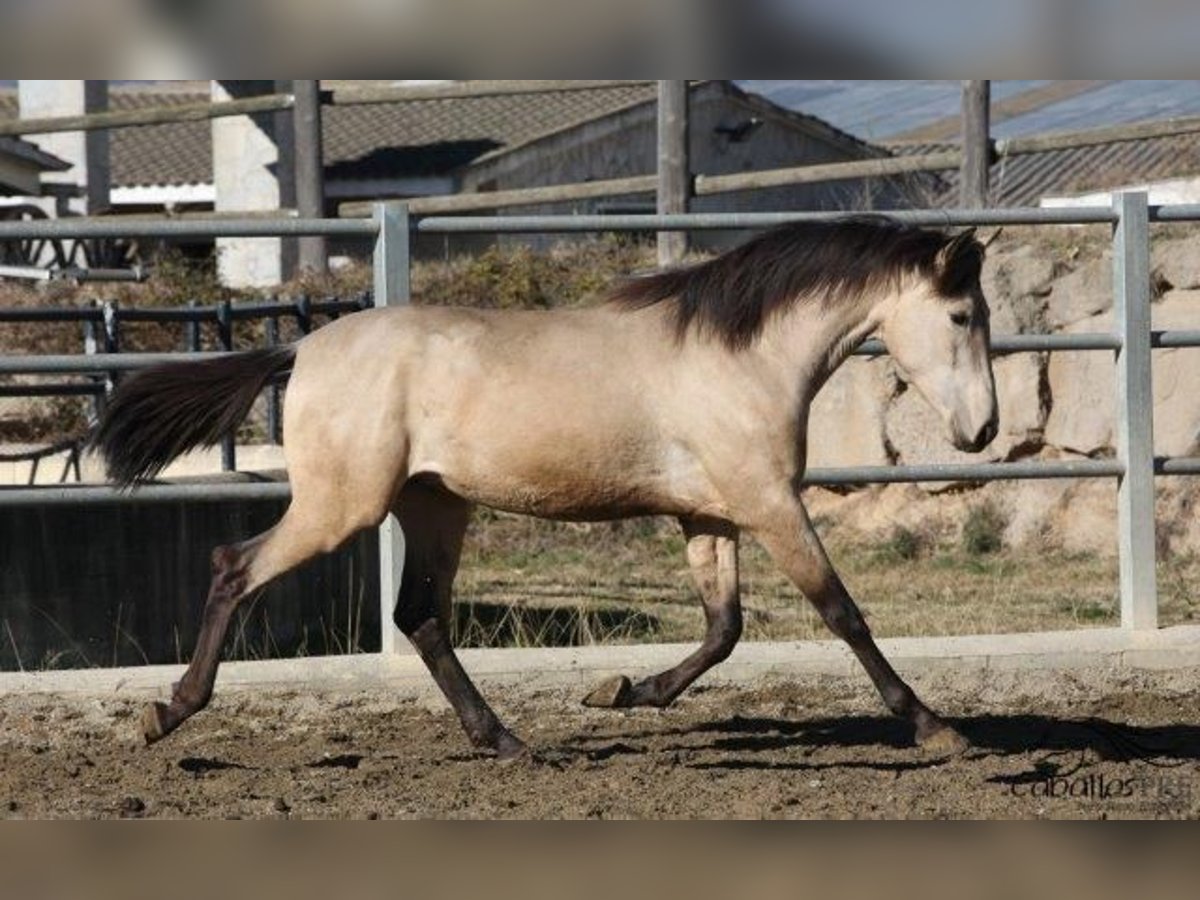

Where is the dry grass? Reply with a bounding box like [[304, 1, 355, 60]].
[[451, 509, 1200, 645]]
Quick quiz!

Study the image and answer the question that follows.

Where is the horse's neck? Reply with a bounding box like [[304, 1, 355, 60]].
[[761, 290, 887, 404]]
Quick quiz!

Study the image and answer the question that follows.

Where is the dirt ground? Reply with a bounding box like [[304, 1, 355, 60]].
[[2, 666, 1199, 819]]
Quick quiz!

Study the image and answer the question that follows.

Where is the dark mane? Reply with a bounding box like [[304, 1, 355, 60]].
[[606, 216, 984, 350]]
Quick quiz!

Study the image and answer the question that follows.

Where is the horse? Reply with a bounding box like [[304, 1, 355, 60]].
[[94, 216, 996, 760]]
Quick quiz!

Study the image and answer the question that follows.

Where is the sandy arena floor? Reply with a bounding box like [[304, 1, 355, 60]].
[[1, 667, 1198, 819]]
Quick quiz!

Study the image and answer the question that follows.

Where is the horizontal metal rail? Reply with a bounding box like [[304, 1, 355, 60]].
[[8, 330, 1200, 379], [1150, 205, 1200, 222], [0, 206, 1131, 242], [852, 333, 1125, 356], [0, 217, 376, 241], [1156, 457, 1200, 476], [0, 482, 292, 506], [803, 458, 1124, 486], [0, 352, 237, 374], [12, 457, 1200, 506], [0, 383, 100, 398], [414, 208, 1120, 234], [0, 297, 365, 324]]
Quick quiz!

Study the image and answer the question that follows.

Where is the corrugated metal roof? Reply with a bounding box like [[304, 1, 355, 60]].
[[738, 81, 1048, 142], [891, 134, 1200, 207], [739, 81, 1200, 143]]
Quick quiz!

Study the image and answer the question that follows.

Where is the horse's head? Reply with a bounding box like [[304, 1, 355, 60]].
[[881, 229, 998, 453]]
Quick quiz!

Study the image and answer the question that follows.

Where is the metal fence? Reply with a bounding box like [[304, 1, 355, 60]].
[[0, 294, 369, 471], [1, 193, 1197, 658]]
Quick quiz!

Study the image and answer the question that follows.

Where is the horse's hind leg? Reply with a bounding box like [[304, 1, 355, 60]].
[[394, 480, 525, 759], [583, 518, 742, 709], [142, 503, 349, 744]]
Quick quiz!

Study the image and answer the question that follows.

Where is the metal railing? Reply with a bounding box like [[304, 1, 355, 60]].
[[0, 294, 369, 470], [1, 193, 1196, 654]]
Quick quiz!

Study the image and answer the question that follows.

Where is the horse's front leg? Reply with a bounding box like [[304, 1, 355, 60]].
[[749, 491, 968, 754], [583, 517, 741, 709]]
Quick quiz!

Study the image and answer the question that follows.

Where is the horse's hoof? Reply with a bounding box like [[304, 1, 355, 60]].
[[494, 733, 530, 763], [917, 723, 969, 757], [141, 702, 170, 745], [581, 675, 633, 709]]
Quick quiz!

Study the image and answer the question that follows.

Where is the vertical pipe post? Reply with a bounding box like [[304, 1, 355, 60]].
[[82, 309, 102, 420], [960, 80, 991, 209], [101, 299, 118, 400], [185, 300, 201, 353], [373, 202, 410, 655], [293, 79, 327, 274], [656, 80, 690, 266], [1112, 190, 1157, 630], [265, 314, 281, 443], [217, 299, 236, 472]]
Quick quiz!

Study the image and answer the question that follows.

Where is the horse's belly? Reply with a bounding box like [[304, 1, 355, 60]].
[[420, 444, 724, 522]]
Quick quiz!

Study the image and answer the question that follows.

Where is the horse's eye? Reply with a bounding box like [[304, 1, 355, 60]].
[[950, 312, 970, 327]]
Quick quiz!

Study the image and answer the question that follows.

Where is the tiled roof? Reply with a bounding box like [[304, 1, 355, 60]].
[[889, 134, 1200, 207], [0, 83, 666, 187]]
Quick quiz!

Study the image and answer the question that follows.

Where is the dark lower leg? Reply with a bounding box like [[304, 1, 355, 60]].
[[814, 584, 960, 745], [143, 545, 247, 743], [403, 617, 524, 758], [584, 525, 741, 710], [394, 483, 523, 758], [625, 604, 742, 707]]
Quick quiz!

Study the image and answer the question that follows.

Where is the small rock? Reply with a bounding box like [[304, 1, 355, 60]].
[[6, 800, 18, 813], [366, 811, 380, 820], [119, 796, 145, 818], [273, 797, 291, 814]]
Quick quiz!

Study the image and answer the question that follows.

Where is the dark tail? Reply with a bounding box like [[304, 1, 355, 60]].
[[92, 346, 295, 485]]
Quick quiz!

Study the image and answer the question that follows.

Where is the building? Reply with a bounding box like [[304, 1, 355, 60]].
[[0, 81, 932, 285]]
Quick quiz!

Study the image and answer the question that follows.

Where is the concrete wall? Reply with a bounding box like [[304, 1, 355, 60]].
[[17, 80, 110, 217], [211, 80, 296, 287]]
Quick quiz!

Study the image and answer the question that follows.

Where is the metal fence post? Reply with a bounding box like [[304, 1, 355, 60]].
[[374, 202, 410, 655], [216, 299, 236, 472], [1112, 190, 1157, 630]]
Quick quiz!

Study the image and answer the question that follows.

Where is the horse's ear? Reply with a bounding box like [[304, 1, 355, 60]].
[[935, 228, 983, 296], [936, 228, 977, 269]]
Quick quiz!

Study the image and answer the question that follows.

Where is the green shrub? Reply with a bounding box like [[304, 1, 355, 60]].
[[874, 525, 924, 563], [961, 501, 1006, 556]]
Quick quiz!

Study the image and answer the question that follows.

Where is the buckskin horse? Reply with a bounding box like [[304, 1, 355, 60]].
[[95, 217, 997, 759]]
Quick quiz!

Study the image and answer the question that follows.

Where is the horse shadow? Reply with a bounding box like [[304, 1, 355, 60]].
[[559, 711, 1200, 777]]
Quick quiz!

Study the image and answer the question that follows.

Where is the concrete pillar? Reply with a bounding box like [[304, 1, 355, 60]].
[[212, 80, 294, 287], [17, 80, 110, 215]]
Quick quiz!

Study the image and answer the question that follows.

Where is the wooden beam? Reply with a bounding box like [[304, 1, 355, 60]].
[[999, 114, 1200, 156], [657, 80, 689, 266], [961, 80, 991, 209], [330, 80, 655, 105], [0, 93, 295, 137], [292, 80, 326, 273], [694, 151, 961, 195]]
